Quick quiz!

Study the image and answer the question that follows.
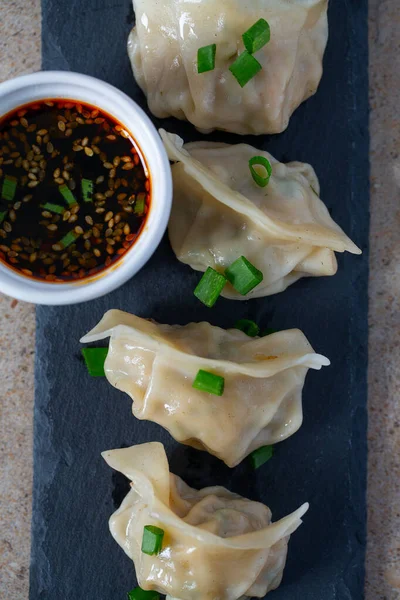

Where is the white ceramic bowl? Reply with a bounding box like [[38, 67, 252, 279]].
[[0, 71, 172, 305]]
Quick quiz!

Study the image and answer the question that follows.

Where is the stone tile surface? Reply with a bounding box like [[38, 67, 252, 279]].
[[367, 1, 400, 598], [0, 1, 40, 598], [0, 0, 399, 599]]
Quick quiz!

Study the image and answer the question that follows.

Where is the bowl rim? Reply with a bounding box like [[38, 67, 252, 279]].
[[0, 70, 172, 305]]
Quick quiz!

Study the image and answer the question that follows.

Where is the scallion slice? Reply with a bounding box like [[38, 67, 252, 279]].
[[194, 267, 227, 307], [229, 51, 262, 87], [59, 230, 79, 249], [81, 178, 94, 202], [193, 369, 225, 396], [0, 210, 8, 225], [1, 175, 17, 201], [141, 525, 165, 556], [41, 202, 65, 215], [242, 18, 271, 54], [197, 44, 217, 73], [250, 445, 274, 469], [59, 184, 77, 206], [81, 347, 108, 377], [235, 319, 260, 337], [249, 156, 272, 188], [261, 328, 276, 337], [225, 256, 263, 296], [127, 587, 160, 600], [134, 192, 146, 216]]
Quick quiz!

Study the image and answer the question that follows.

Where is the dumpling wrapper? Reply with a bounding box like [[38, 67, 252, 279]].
[[128, 0, 329, 135], [102, 442, 309, 599], [161, 130, 361, 300], [81, 310, 330, 467]]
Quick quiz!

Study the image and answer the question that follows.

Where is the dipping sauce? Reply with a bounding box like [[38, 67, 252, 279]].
[[0, 99, 150, 282]]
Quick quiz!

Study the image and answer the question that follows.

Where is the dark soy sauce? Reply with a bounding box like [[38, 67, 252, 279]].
[[0, 99, 150, 282]]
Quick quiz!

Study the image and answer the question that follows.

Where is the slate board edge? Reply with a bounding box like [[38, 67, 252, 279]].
[[30, 1, 370, 599]]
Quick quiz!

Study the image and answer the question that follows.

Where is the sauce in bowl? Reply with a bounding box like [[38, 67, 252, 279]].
[[0, 99, 150, 282]]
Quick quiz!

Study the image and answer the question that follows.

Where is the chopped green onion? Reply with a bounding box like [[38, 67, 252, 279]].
[[197, 44, 217, 73], [127, 588, 160, 600], [81, 178, 94, 202], [229, 51, 262, 87], [134, 192, 146, 216], [1, 176, 17, 201], [242, 19, 271, 54], [41, 202, 65, 215], [194, 267, 227, 308], [261, 328, 276, 337], [141, 525, 165, 556], [235, 319, 260, 337], [193, 369, 225, 396], [225, 256, 263, 296], [59, 230, 79, 249], [249, 156, 272, 188], [81, 347, 108, 377], [250, 445, 274, 469], [59, 184, 77, 206], [0, 210, 7, 225]]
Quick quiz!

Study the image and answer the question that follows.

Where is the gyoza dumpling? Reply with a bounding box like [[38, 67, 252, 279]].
[[128, 0, 329, 135], [102, 442, 309, 599], [161, 130, 361, 300], [81, 310, 330, 467]]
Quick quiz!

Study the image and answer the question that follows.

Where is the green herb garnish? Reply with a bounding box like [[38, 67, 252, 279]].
[[141, 525, 165, 556], [235, 319, 260, 337], [81, 178, 94, 202], [59, 184, 77, 206], [194, 267, 227, 307], [1, 176, 17, 201], [249, 156, 272, 188], [41, 202, 65, 215], [250, 445, 274, 469], [197, 44, 217, 73], [242, 19, 271, 54], [225, 256, 263, 296], [192, 369, 225, 396], [127, 588, 160, 600], [229, 51, 262, 87], [81, 347, 108, 377]]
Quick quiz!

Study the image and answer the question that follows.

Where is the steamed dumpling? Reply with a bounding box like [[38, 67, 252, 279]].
[[161, 130, 361, 300], [81, 310, 330, 467], [102, 442, 309, 599], [128, 0, 329, 135]]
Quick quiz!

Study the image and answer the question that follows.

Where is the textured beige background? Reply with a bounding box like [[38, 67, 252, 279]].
[[0, 0, 399, 598]]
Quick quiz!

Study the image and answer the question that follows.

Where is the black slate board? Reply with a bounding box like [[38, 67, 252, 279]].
[[31, 1, 369, 599]]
